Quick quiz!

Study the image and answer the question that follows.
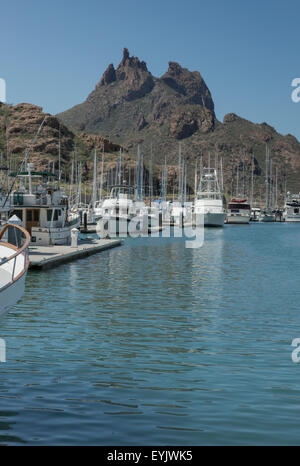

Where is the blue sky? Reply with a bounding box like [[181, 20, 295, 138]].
[[1, 0, 300, 139]]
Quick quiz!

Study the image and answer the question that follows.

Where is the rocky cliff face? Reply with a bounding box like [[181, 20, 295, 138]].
[[0, 102, 165, 191], [0, 102, 124, 176]]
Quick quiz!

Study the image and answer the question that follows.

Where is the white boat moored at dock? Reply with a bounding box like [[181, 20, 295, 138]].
[[283, 193, 300, 222], [0, 223, 30, 316], [226, 198, 251, 224], [193, 167, 226, 227], [9, 164, 80, 246], [250, 207, 261, 221], [260, 209, 276, 222]]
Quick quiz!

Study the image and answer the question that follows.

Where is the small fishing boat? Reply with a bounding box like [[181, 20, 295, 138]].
[[0, 223, 30, 316], [260, 209, 275, 222], [250, 207, 261, 222], [226, 198, 251, 224]]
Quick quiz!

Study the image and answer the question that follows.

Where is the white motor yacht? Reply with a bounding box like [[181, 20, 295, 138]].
[[193, 168, 226, 227], [9, 164, 80, 245], [283, 193, 300, 222], [226, 198, 251, 224]]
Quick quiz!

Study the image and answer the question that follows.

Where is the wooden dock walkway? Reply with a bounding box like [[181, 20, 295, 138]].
[[29, 238, 122, 270]]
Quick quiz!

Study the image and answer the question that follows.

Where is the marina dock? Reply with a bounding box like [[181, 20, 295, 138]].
[[29, 237, 122, 270]]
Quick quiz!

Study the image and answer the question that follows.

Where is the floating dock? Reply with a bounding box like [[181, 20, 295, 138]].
[[29, 238, 122, 270]]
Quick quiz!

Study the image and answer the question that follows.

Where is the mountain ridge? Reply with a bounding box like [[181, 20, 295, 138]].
[[57, 48, 300, 199]]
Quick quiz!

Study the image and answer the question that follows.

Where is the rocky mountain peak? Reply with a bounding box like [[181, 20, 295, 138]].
[[96, 49, 150, 89], [166, 61, 184, 76], [121, 47, 130, 64], [161, 61, 214, 112], [116, 48, 149, 78], [98, 63, 116, 87]]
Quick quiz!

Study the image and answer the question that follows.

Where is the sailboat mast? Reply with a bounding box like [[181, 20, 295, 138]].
[[236, 161, 239, 197], [265, 144, 269, 210], [149, 142, 153, 200], [141, 150, 144, 200], [92, 148, 98, 205], [164, 155, 167, 201], [220, 156, 224, 192], [100, 145, 104, 202], [194, 159, 198, 200], [275, 166, 278, 209], [250, 153, 254, 206], [58, 123, 61, 189], [178, 143, 182, 201], [242, 150, 245, 198]]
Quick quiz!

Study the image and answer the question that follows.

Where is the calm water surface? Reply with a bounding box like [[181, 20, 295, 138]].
[[1, 224, 300, 445]]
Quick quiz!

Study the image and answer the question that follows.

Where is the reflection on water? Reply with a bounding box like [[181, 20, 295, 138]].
[[0, 224, 300, 444]]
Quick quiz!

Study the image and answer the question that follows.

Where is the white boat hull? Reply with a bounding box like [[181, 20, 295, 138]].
[[31, 218, 80, 246], [260, 215, 275, 222], [0, 272, 26, 317], [0, 224, 30, 317], [284, 216, 300, 222], [226, 215, 250, 224], [204, 212, 226, 227]]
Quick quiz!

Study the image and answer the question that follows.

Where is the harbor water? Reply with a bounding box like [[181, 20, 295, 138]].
[[1, 223, 300, 445]]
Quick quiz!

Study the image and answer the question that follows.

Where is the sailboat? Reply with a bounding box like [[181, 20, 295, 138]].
[[99, 147, 149, 235], [260, 144, 275, 222], [0, 222, 30, 316], [170, 144, 192, 226], [226, 154, 251, 224], [283, 192, 300, 222]]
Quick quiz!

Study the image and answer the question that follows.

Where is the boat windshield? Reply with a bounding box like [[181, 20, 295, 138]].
[[110, 186, 135, 199], [228, 203, 250, 210]]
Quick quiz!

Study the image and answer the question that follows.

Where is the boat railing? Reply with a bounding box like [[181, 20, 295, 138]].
[[0, 224, 30, 291]]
